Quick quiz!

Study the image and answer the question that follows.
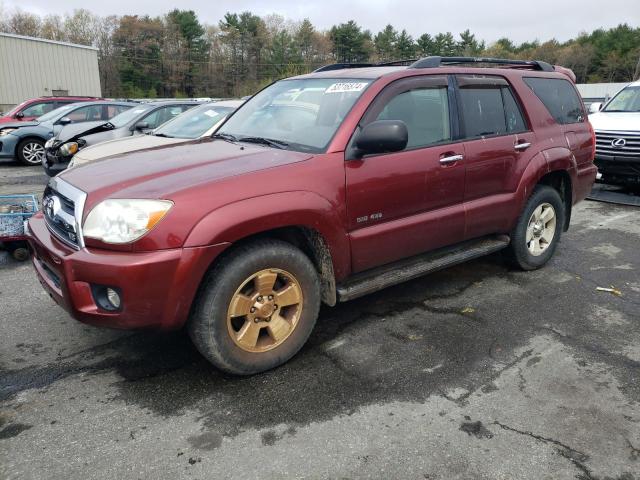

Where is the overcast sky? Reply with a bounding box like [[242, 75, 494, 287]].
[[2, 0, 639, 44]]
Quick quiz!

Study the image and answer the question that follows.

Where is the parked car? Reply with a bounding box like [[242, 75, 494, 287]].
[[43, 100, 228, 176], [62, 100, 243, 173], [588, 80, 640, 187], [0, 96, 102, 125], [28, 56, 596, 375], [0, 101, 136, 165]]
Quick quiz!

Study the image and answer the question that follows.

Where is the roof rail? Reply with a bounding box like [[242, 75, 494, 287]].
[[313, 59, 418, 72], [409, 56, 555, 72], [314, 63, 375, 72]]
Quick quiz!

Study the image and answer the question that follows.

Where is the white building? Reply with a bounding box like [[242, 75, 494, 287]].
[[0, 32, 102, 112]]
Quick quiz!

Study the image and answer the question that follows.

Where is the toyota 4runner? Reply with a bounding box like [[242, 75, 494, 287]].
[[28, 56, 597, 375]]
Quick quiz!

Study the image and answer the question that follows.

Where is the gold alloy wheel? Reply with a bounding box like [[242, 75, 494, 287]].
[[226, 268, 304, 353], [526, 202, 557, 256]]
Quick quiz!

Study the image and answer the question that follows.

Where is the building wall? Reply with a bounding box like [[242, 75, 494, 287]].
[[576, 83, 629, 102], [0, 33, 101, 112]]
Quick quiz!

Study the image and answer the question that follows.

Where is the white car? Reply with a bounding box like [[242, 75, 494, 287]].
[[588, 80, 640, 187], [68, 100, 243, 169]]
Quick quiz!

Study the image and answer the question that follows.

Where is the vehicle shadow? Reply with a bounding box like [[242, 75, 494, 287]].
[[2, 251, 535, 437]]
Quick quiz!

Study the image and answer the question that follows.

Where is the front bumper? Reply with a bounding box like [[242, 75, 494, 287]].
[[28, 212, 229, 330], [0, 133, 19, 158], [594, 154, 640, 185], [43, 149, 71, 177]]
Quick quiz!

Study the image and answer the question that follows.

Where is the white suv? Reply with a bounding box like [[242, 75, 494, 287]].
[[588, 80, 640, 187]]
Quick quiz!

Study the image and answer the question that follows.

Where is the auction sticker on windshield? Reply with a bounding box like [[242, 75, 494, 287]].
[[325, 82, 369, 94]]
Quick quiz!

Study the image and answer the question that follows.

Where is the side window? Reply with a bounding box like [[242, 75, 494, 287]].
[[523, 77, 584, 124], [22, 102, 55, 117], [502, 88, 528, 133], [106, 104, 131, 118], [457, 76, 528, 138], [65, 105, 102, 122], [375, 86, 451, 149]]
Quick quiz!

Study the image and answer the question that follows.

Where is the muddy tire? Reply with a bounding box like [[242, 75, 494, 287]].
[[188, 239, 320, 375], [508, 185, 565, 270]]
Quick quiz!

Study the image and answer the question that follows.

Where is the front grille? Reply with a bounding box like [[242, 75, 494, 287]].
[[595, 130, 640, 158], [42, 178, 86, 249]]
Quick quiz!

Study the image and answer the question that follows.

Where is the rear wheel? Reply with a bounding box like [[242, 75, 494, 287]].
[[188, 239, 320, 375], [16, 138, 45, 166], [508, 185, 565, 270]]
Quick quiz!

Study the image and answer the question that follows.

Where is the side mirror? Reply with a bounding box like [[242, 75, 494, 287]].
[[58, 117, 72, 125], [134, 121, 149, 131], [354, 120, 408, 156], [15, 112, 24, 120], [588, 102, 603, 114]]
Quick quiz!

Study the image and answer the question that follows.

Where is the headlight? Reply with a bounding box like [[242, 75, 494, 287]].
[[0, 128, 16, 136], [83, 199, 173, 244], [45, 138, 56, 148], [59, 142, 79, 156]]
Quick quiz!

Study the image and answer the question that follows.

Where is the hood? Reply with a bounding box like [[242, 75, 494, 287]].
[[80, 128, 129, 147], [589, 112, 640, 132], [55, 121, 110, 144], [72, 134, 187, 166], [61, 139, 313, 201], [0, 120, 40, 130]]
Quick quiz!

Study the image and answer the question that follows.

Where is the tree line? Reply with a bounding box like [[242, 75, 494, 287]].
[[1, 7, 638, 98]]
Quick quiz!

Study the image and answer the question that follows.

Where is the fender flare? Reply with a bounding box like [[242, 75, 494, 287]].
[[511, 147, 576, 230], [183, 190, 351, 280]]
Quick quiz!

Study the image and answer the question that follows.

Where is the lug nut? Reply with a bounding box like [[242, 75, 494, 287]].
[[257, 296, 263, 302], [250, 307, 256, 313], [268, 295, 274, 300]]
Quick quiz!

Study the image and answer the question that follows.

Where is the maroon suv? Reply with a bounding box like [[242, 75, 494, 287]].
[[28, 56, 597, 375]]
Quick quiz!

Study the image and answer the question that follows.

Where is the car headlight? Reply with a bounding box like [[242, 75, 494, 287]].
[[83, 199, 173, 244], [0, 128, 16, 136], [59, 142, 79, 157]]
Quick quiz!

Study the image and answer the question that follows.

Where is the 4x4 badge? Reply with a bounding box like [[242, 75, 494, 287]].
[[611, 138, 626, 148]]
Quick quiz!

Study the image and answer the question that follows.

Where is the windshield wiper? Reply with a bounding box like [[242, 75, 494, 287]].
[[104, 122, 115, 129], [238, 136, 288, 149], [212, 132, 239, 143], [154, 133, 174, 138], [603, 109, 637, 113]]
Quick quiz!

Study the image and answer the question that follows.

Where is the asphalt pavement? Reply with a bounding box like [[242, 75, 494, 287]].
[[1, 161, 639, 479]]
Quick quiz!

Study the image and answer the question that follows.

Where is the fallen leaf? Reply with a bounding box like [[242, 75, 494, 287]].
[[461, 307, 476, 314]]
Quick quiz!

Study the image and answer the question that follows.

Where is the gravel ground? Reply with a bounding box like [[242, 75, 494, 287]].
[[1, 160, 639, 479]]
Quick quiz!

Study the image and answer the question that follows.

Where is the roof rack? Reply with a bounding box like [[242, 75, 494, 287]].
[[409, 56, 555, 72], [314, 56, 555, 74], [314, 63, 375, 72], [313, 59, 418, 73]]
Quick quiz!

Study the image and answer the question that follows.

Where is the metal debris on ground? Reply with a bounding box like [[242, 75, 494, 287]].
[[596, 286, 623, 296]]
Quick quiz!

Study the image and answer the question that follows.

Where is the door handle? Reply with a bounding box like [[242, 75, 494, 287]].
[[514, 142, 531, 151], [439, 154, 464, 165]]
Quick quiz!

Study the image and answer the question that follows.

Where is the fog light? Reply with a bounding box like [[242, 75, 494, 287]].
[[107, 288, 121, 309]]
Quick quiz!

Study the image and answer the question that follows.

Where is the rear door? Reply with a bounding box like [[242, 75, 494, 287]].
[[345, 75, 466, 272], [455, 75, 535, 239]]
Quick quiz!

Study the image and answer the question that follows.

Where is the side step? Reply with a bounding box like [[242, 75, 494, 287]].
[[337, 235, 510, 302]]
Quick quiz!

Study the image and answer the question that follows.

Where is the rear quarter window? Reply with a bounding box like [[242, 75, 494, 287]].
[[524, 77, 584, 125]]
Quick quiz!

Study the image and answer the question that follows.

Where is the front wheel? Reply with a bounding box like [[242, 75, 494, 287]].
[[188, 239, 321, 375], [508, 185, 565, 270], [16, 138, 45, 166]]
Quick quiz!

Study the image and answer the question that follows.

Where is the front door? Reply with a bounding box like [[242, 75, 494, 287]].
[[345, 75, 466, 273]]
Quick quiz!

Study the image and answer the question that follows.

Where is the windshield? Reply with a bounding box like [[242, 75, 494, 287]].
[[218, 78, 373, 152], [155, 103, 235, 139], [109, 105, 153, 128], [604, 86, 640, 112], [36, 104, 74, 123]]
